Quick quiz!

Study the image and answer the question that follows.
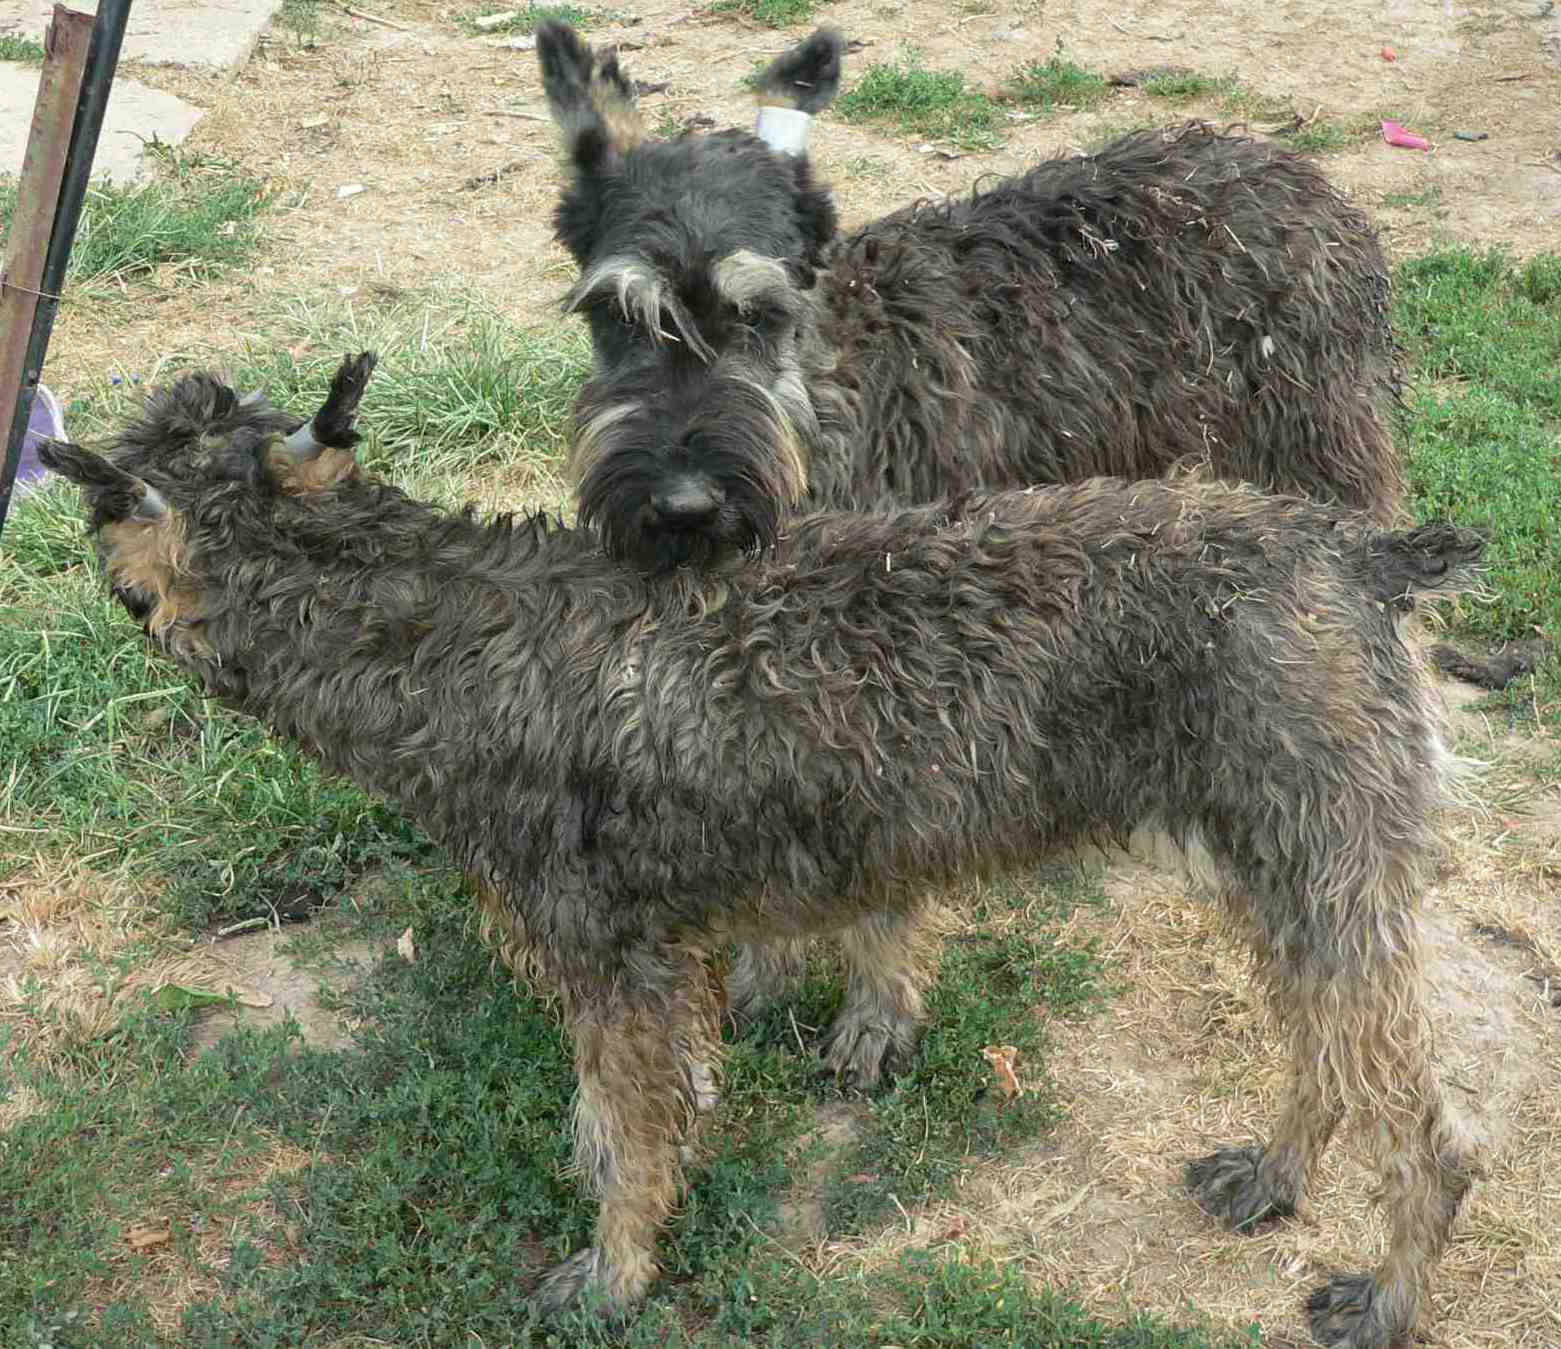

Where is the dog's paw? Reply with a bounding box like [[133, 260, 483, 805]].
[[532, 1247, 627, 1320], [1185, 1146, 1294, 1233], [820, 1006, 919, 1089], [1305, 1273, 1395, 1348]]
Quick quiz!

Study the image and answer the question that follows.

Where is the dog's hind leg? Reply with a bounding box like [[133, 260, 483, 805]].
[[725, 937, 808, 1029], [821, 902, 932, 1089], [534, 947, 723, 1318], [1188, 841, 1475, 1348], [1188, 1017, 1346, 1232], [1301, 987, 1476, 1349]]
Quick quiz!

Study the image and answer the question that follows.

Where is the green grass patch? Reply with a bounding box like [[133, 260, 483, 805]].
[[1382, 185, 1444, 210], [1282, 114, 1383, 153], [1138, 71, 1291, 122], [837, 59, 1002, 151], [710, 0, 818, 27], [1006, 52, 1112, 113], [459, 3, 599, 35], [275, 0, 324, 46], [0, 152, 271, 288], [0, 31, 46, 61], [0, 863, 1231, 1346], [1396, 247, 1561, 718], [1140, 70, 1239, 102]]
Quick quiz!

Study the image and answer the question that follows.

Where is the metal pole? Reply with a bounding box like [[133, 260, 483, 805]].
[[0, 0, 133, 537]]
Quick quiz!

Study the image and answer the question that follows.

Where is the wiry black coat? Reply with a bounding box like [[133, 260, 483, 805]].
[[83, 382, 1444, 974], [806, 125, 1400, 518]]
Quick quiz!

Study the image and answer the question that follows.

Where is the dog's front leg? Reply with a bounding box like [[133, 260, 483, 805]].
[[534, 946, 723, 1318]]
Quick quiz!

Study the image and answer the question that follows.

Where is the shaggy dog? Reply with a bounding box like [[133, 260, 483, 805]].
[[44, 354, 1481, 1348], [537, 24, 1402, 573]]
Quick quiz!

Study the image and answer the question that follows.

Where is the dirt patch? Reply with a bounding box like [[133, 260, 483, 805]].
[[184, 922, 388, 1056], [0, 860, 388, 1060]]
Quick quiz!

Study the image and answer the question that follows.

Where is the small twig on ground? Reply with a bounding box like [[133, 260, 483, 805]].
[[486, 108, 548, 121], [338, 3, 410, 31], [1109, 18, 1180, 40], [462, 158, 529, 190], [788, 1006, 807, 1057]]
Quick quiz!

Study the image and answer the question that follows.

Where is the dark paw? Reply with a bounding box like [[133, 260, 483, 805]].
[[1306, 1273, 1390, 1348], [532, 1247, 621, 1320], [1185, 1146, 1294, 1233]]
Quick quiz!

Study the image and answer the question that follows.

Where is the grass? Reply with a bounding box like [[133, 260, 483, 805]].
[[0, 858, 1230, 1346], [275, 0, 325, 48], [0, 151, 271, 289], [0, 31, 46, 61], [709, 0, 818, 27], [821, 871, 1106, 1234], [1006, 52, 1112, 113], [1382, 185, 1444, 210], [4, 247, 1559, 1340], [837, 59, 1002, 151], [1134, 70, 1377, 152], [1392, 248, 1561, 719], [459, 3, 600, 35], [1139, 71, 1237, 102]]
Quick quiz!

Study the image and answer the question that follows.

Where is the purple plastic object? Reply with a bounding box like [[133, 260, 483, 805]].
[[13, 384, 67, 501]]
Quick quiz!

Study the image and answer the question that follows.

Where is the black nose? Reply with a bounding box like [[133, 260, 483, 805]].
[[650, 475, 725, 528]]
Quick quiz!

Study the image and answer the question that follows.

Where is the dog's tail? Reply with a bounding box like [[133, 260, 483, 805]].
[[1352, 522, 1486, 611]]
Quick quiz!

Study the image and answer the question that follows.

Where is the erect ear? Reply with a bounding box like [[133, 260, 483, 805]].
[[755, 27, 843, 114], [264, 350, 377, 495], [536, 21, 644, 173], [36, 439, 169, 524]]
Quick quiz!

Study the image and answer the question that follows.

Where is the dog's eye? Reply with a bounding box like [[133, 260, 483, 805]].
[[749, 304, 796, 340]]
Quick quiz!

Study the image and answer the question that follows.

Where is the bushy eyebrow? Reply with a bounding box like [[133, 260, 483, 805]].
[[711, 250, 798, 316], [563, 255, 715, 361]]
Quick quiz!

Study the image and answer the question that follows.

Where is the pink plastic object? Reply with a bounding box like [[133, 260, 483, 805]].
[[1381, 120, 1431, 151]]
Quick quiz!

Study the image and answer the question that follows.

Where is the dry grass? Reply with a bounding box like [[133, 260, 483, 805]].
[[81, 1140, 316, 1338], [0, 858, 273, 1063]]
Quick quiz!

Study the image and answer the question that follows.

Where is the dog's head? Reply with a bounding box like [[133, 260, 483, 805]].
[[38, 353, 378, 637], [537, 22, 842, 570]]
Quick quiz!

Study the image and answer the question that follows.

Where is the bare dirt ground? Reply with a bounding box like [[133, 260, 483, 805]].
[[5, 0, 1560, 1344]]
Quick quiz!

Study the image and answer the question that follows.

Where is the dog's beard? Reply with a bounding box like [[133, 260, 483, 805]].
[[571, 379, 810, 573], [576, 441, 783, 572]]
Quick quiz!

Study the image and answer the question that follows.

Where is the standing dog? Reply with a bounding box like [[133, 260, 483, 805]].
[[46, 354, 1479, 1348], [537, 24, 1403, 572]]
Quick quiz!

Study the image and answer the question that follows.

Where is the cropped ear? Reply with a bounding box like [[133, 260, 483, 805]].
[[265, 351, 377, 495], [755, 28, 843, 113], [536, 21, 645, 173], [36, 439, 168, 524]]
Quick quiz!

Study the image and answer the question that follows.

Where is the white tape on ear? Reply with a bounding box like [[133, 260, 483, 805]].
[[755, 106, 811, 156]]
